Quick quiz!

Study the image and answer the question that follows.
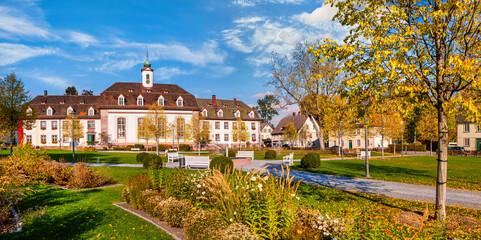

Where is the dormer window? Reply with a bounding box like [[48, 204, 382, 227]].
[[249, 111, 255, 118], [88, 107, 94, 116], [128, 89, 133, 92], [118, 95, 125, 106], [26, 108, 32, 116], [177, 97, 183, 107], [60, 101, 65, 104], [41, 101, 46, 105], [67, 106, 74, 115], [202, 109, 208, 117], [80, 101, 85, 104], [158, 96, 164, 106], [217, 109, 223, 117], [46, 107, 53, 116], [137, 95, 144, 106], [234, 110, 241, 118]]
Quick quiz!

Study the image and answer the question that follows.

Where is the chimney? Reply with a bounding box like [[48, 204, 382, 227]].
[[292, 112, 296, 116], [212, 95, 217, 106], [298, 111, 301, 116], [44, 90, 47, 96], [234, 98, 237, 104]]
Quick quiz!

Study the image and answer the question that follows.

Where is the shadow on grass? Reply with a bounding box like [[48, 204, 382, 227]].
[[47, 152, 123, 164]]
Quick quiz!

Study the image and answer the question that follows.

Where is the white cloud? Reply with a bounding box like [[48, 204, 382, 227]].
[[272, 104, 299, 125], [67, 31, 99, 47], [26, 70, 70, 89], [0, 6, 52, 39], [232, 0, 305, 7], [0, 43, 58, 66], [156, 67, 193, 80], [295, 4, 338, 27], [251, 91, 275, 99]]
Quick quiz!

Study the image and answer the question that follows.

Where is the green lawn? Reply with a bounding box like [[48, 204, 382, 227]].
[[2, 167, 173, 240], [292, 155, 481, 191], [252, 149, 392, 160]]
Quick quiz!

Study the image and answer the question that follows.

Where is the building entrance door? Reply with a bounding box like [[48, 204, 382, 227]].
[[348, 140, 353, 149], [477, 139, 481, 151], [88, 134, 95, 146]]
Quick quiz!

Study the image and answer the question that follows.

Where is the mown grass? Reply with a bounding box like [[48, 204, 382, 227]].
[[1, 167, 173, 240], [252, 149, 391, 160], [292, 155, 481, 191]]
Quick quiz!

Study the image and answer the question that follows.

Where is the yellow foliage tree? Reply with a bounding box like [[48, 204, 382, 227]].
[[62, 114, 85, 143], [144, 102, 169, 155], [282, 121, 298, 149], [232, 118, 249, 150], [186, 113, 211, 155], [322, 95, 357, 155], [417, 111, 438, 156], [138, 117, 154, 151], [315, 0, 481, 220]]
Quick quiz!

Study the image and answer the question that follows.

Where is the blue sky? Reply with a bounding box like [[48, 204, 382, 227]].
[[0, 0, 347, 122]]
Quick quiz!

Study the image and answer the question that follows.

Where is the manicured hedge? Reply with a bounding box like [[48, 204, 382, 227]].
[[300, 153, 321, 169], [265, 150, 277, 159], [209, 156, 234, 173]]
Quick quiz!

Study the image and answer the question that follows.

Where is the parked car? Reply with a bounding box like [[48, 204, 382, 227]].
[[448, 146, 465, 152]]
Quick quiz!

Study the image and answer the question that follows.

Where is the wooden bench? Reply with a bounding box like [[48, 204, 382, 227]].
[[236, 151, 254, 159], [131, 148, 140, 151], [167, 152, 183, 163], [357, 151, 371, 159], [184, 156, 210, 169], [283, 152, 294, 166]]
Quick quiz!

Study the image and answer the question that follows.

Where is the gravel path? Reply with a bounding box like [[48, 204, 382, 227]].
[[88, 160, 481, 210]]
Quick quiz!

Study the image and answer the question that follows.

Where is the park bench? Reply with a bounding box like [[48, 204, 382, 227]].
[[167, 152, 183, 163], [283, 152, 294, 166], [184, 156, 210, 169], [131, 148, 140, 151], [357, 151, 371, 159], [236, 151, 254, 159]]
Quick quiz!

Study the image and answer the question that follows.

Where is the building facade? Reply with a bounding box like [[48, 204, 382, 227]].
[[260, 123, 274, 146], [271, 113, 320, 148], [23, 61, 261, 149], [456, 116, 481, 151]]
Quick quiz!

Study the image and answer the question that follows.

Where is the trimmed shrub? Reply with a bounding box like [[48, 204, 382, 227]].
[[179, 144, 191, 151], [157, 144, 170, 151], [164, 198, 192, 227], [142, 154, 156, 169], [210, 156, 234, 174], [300, 153, 320, 169], [219, 223, 259, 240], [148, 155, 164, 170], [69, 163, 111, 189], [264, 150, 277, 159], [136, 152, 150, 163], [134, 144, 144, 150], [228, 149, 237, 158]]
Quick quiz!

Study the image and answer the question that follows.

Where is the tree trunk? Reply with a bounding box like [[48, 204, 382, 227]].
[[435, 107, 448, 220], [198, 142, 201, 156], [309, 115, 324, 150], [430, 140, 433, 156], [393, 141, 396, 154], [146, 139, 149, 152], [381, 133, 384, 159], [156, 137, 159, 156]]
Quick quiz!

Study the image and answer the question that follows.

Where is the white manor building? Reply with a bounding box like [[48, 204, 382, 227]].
[[22, 60, 261, 149]]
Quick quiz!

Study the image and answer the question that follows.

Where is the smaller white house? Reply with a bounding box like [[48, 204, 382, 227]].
[[271, 113, 320, 148], [260, 123, 274, 146], [328, 124, 391, 150], [456, 115, 481, 151]]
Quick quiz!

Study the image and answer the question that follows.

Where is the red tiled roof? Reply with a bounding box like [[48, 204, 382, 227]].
[[271, 114, 307, 135], [196, 98, 260, 121]]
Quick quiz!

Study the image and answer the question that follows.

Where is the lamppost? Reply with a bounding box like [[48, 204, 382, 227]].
[[340, 120, 344, 160], [171, 123, 175, 150], [365, 116, 370, 178], [71, 113, 75, 163], [414, 129, 417, 155], [401, 120, 404, 157]]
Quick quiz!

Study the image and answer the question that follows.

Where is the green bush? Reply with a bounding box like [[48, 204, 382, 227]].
[[142, 154, 155, 169], [209, 156, 234, 174], [300, 153, 321, 169], [136, 152, 150, 163], [228, 149, 237, 158], [183, 209, 226, 240], [165, 199, 192, 227], [265, 150, 277, 159], [134, 144, 144, 150], [179, 144, 191, 151], [157, 144, 170, 151], [148, 155, 164, 170]]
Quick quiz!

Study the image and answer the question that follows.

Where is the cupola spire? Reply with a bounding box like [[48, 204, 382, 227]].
[[141, 46, 154, 88]]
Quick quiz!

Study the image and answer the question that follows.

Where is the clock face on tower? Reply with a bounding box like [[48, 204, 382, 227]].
[[146, 79, 150, 84]]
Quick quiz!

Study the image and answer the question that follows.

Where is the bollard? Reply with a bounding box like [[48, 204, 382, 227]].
[[97, 157, 100, 164]]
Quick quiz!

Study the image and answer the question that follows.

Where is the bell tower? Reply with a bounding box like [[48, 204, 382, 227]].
[[141, 48, 154, 88]]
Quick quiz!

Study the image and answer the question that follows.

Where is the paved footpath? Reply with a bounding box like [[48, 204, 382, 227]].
[[89, 159, 481, 210]]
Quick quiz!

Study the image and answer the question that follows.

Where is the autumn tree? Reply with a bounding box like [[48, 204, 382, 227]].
[[144, 102, 169, 155], [268, 40, 343, 150], [417, 110, 438, 156], [253, 95, 279, 124], [62, 114, 85, 152], [282, 121, 298, 149], [322, 95, 357, 155], [186, 113, 211, 155], [0, 73, 36, 155], [65, 86, 78, 95], [174, 116, 186, 150], [82, 89, 93, 95], [137, 117, 153, 151], [232, 118, 250, 150], [316, 0, 481, 220], [298, 124, 309, 148]]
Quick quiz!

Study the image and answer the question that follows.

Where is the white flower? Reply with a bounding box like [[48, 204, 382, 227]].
[[291, 194, 295, 197], [258, 183, 263, 189], [235, 186, 239, 189], [234, 211, 237, 215], [202, 191, 205, 195], [264, 176, 268, 181], [296, 196, 300, 200], [197, 184, 201, 188], [229, 218, 233, 222], [251, 177, 256, 181], [246, 185, 249, 189]]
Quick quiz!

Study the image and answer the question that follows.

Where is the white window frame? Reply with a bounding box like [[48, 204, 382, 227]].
[[215, 134, 220, 142], [357, 139, 361, 147], [88, 107, 94, 116], [464, 124, 470, 132], [235, 110, 240, 118], [118, 118, 126, 138], [52, 135, 58, 143], [67, 107, 74, 115], [176, 97, 183, 107], [26, 135, 32, 144], [218, 110, 223, 117], [202, 109, 208, 117], [52, 121, 57, 129], [464, 138, 470, 147], [137, 95, 144, 106], [47, 107, 53, 116], [224, 134, 229, 142], [215, 121, 220, 129], [224, 122, 229, 129], [251, 134, 256, 142], [249, 111, 254, 118], [88, 120, 95, 129], [158, 96, 164, 106], [41, 135, 46, 144], [118, 95, 125, 106]]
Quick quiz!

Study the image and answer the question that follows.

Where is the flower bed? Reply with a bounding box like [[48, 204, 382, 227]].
[[122, 166, 345, 239]]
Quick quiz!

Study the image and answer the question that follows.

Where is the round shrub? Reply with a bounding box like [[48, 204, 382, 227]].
[[125, 174, 151, 209], [300, 153, 321, 169], [179, 144, 191, 151], [264, 150, 277, 159], [136, 152, 150, 163], [209, 156, 234, 173], [134, 144, 144, 150], [148, 155, 164, 169], [228, 150, 237, 158], [142, 154, 156, 169]]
